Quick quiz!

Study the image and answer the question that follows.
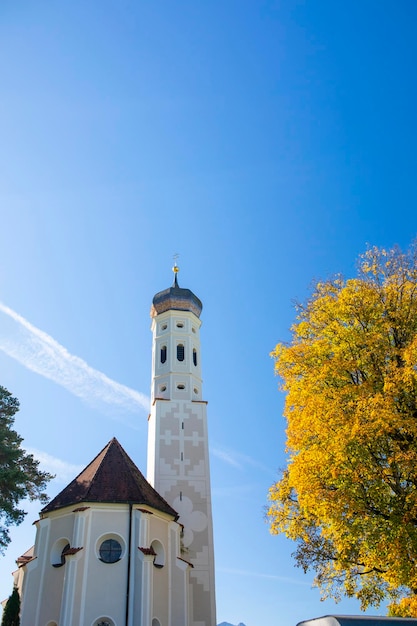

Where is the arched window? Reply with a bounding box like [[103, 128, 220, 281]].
[[51, 539, 70, 568], [160, 345, 167, 364], [193, 349, 197, 366], [177, 344, 184, 362], [151, 540, 165, 568]]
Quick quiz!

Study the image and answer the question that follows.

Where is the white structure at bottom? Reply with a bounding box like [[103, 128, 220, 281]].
[[9, 270, 216, 626], [148, 266, 216, 626], [17, 439, 192, 626]]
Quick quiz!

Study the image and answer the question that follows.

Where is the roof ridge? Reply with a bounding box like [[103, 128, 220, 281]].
[[84, 438, 121, 500], [41, 438, 178, 518]]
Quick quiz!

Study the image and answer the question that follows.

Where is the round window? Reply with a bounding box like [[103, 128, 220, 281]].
[[99, 538, 122, 563]]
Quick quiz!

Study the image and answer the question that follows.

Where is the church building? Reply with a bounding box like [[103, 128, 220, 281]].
[[13, 267, 216, 626]]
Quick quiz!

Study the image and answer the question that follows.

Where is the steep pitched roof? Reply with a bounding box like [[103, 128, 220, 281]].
[[42, 438, 177, 518]]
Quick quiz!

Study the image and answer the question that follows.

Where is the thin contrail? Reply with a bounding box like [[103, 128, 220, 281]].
[[0, 301, 149, 414], [27, 448, 84, 484], [211, 443, 275, 475], [218, 567, 312, 586]]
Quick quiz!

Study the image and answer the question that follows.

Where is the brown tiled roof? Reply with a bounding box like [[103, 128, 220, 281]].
[[62, 546, 83, 556], [16, 546, 35, 566], [42, 438, 178, 518], [138, 546, 157, 556]]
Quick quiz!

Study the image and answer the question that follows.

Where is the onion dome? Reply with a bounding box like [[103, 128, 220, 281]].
[[150, 264, 203, 318]]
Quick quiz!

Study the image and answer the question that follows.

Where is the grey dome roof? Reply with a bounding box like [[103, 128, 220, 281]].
[[151, 273, 202, 318]]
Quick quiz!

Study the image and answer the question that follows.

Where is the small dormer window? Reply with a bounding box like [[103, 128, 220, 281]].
[[160, 346, 167, 364], [177, 344, 185, 361]]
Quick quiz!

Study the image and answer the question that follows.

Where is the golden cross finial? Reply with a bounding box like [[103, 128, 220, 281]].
[[172, 253, 180, 274]]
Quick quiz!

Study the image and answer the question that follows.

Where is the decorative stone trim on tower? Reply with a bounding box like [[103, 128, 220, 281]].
[[148, 266, 216, 626]]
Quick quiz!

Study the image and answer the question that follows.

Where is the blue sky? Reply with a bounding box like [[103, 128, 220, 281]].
[[1, 2, 417, 624]]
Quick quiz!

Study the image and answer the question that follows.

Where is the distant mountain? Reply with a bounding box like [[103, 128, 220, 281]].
[[217, 622, 247, 626]]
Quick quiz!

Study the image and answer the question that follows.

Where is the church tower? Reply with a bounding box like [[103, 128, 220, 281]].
[[147, 265, 216, 626]]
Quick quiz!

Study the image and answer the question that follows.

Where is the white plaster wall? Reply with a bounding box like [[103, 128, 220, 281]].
[[149, 304, 216, 626], [78, 505, 130, 626]]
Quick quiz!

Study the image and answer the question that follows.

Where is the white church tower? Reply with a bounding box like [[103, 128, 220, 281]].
[[147, 265, 216, 626]]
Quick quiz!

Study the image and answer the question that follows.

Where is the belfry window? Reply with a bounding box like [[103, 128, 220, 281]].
[[193, 349, 197, 366], [160, 345, 167, 364], [177, 344, 185, 361]]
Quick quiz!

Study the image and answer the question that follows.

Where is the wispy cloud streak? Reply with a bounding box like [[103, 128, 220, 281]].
[[0, 302, 149, 413], [211, 446, 244, 469], [218, 567, 311, 586], [211, 483, 257, 498], [27, 448, 84, 484], [211, 444, 274, 476]]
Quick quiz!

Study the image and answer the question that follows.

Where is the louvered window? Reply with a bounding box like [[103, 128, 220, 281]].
[[160, 345, 167, 364], [177, 344, 185, 361]]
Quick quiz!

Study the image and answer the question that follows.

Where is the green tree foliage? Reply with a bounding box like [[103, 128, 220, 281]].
[[1, 587, 20, 626], [267, 244, 417, 615], [0, 386, 53, 553]]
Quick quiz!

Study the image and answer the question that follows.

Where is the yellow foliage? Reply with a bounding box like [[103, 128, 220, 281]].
[[267, 243, 417, 614]]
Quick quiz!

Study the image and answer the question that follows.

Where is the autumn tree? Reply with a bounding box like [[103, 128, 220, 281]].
[[267, 244, 417, 616], [0, 386, 52, 553]]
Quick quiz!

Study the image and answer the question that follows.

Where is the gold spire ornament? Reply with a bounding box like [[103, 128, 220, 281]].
[[172, 253, 180, 276]]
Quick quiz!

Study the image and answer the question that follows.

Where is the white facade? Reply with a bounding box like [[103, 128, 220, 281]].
[[11, 274, 216, 626], [147, 278, 216, 626], [17, 439, 192, 626]]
